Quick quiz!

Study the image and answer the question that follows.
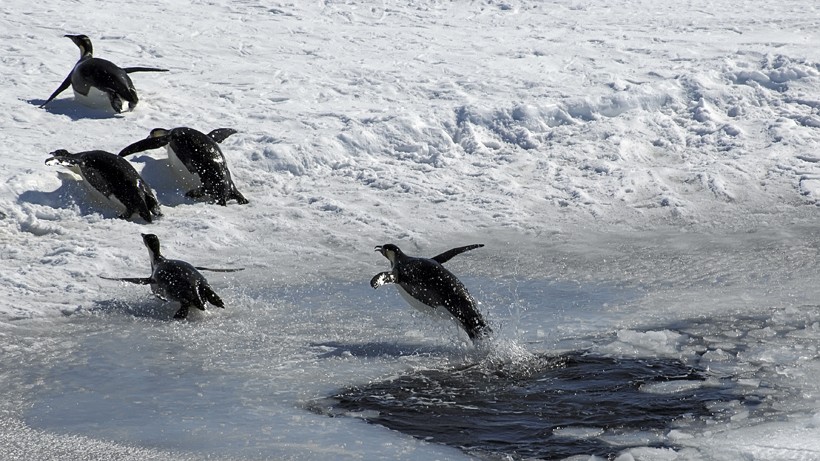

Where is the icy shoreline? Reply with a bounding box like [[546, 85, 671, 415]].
[[1, 0, 819, 459]]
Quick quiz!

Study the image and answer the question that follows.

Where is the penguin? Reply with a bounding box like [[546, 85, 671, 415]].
[[119, 127, 249, 206], [40, 34, 168, 113], [45, 149, 162, 223], [101, 234, 243, 319], [371, 243, 492, 341]]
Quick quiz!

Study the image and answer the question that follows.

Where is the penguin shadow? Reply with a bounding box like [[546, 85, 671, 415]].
[[17, 172, 124, 220], [127, 154, 194, 207], [28, 98, 119, 120], [87, 298, 176, 320], [310, 340, 452, 359]]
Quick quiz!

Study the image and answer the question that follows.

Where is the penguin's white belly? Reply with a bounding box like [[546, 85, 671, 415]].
[[166, 146, 202, 189], [72, 166, 128, 213], [73, 87, 117, 112], [397, 286, 456, 322]]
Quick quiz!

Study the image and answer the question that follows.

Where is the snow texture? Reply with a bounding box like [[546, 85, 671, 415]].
[[1, 0, 819, 460]]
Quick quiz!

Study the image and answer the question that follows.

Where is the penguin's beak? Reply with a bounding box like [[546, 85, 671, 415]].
[[45, 150, 71, 166], [374, 245, 384, 255]]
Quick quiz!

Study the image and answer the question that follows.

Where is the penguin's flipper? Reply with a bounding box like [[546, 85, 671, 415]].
[[100, 276, 153, 285], [207, 128, 238, 143], [40, 74, 73, 108], [118, 137, 169, 157], [194, 267, 244, 273], [370, 271, 397, 289], [431, 244, 484, 265], [122, 67, 169, 73]]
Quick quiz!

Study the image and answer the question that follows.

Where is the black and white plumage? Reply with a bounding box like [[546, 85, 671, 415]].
[[102, 234, 242, 320], [371, 243, 491, 341], [40, 34, 167, 113], [45, 149, 162, 223], [119, 127, 249, 206]]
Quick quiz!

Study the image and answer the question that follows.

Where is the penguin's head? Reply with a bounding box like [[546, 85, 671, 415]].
[[149, 128, 170, 139], [141, 233, 163, 261], [375, 244, 403, 265], [45, 149, 79, 167], [65, 34, 93, 57]]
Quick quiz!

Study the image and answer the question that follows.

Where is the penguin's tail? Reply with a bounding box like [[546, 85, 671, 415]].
[[198, 284, 225, 309], [467, 323, 493, 342], [464, 314, 493, 343], [230, 185, 249, 205]]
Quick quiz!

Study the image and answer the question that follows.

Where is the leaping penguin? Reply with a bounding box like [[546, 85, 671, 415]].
[[45, 149, 162, 223], [40, 34, 168, 113], [371, 243, 492, 342], [101, 234, 243, 319], [119, 127, 249, 206]]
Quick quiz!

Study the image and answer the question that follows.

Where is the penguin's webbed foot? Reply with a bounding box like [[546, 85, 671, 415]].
[[185, 188, 206, 199], [108, 93, 124, 113], [173, 304, 190, 320], [135, 210, 155, 223], [231, 190, 249, 205]]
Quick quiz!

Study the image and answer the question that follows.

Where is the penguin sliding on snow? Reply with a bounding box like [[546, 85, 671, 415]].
[[45, 149, 162, 223], [119, 127, 249, 206], [371, 243, 492, 342], [101, 234, 243, 320], [40, 34, 168, 113]]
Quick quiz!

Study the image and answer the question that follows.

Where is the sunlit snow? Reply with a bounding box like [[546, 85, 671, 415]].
[[1, 0, 819, 460]]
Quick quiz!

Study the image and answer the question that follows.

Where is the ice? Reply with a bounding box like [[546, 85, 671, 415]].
[[2, 0, 820, 459]]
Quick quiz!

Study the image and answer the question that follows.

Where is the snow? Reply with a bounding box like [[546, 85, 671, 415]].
[[1, 0, 820, 459]]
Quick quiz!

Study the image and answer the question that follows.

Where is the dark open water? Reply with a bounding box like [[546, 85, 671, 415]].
[[314, 352, 750, 460]]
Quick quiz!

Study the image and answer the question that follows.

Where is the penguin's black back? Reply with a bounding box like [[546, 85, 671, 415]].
[[72, 57, 138, 105]]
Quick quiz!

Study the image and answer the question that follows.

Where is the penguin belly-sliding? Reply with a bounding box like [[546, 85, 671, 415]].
[[45, 149, 162, 223], [100, 233, 243, 320], [68, 56, 138, 113], [150, 259, 219, 320], [53, 160, 128, 213], [119, 127, 249, 206], [371, 243, 492, 342], [40, 34, 167, 113]]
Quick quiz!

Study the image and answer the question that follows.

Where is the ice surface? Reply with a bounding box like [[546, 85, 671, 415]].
[[2, 0, 820, 459]]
